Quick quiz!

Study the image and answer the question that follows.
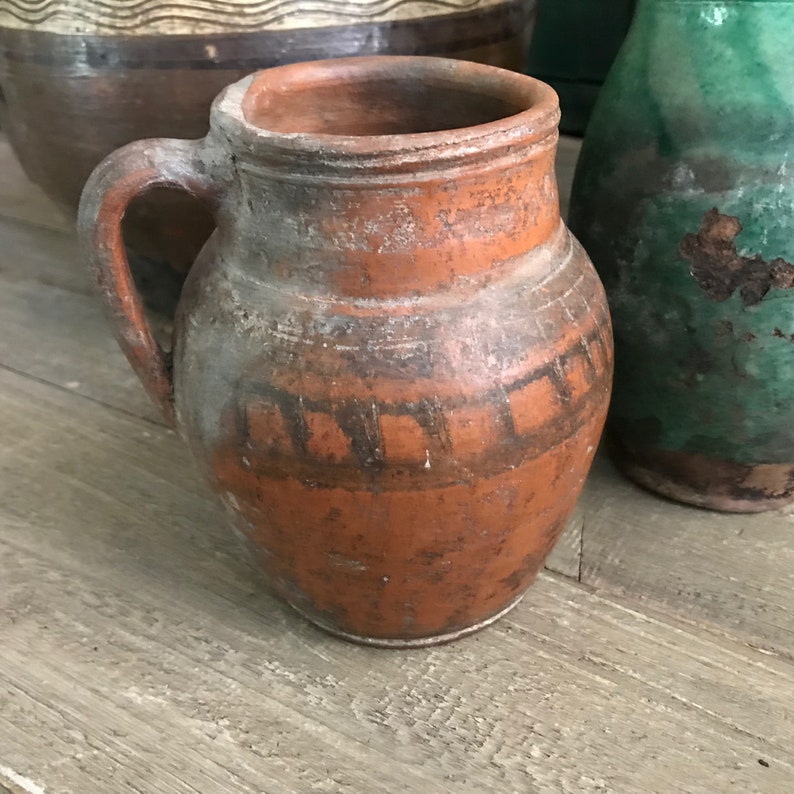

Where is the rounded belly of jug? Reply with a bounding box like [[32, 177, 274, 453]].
[[172, 229, 612, 644]]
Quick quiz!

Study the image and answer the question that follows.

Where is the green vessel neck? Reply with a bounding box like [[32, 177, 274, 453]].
[[638, 0, 794, 4], [635, 0, 794, 13]]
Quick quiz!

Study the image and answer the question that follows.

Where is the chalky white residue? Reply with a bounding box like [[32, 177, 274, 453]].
[[0, 765, 47, 794], [701, 5, 728, 26]]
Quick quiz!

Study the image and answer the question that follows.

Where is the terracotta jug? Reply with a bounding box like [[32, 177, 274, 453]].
[[78, 57, 613, 646], [0, 0, 537, 280], [569, 0, 794, 512]]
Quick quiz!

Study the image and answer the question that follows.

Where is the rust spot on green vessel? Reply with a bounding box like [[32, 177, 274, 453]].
[[772, 327, 794, 342], [680, 208, 794, 307]]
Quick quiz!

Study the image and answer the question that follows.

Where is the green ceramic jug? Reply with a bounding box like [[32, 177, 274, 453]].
[[569, 0, 794, 512]]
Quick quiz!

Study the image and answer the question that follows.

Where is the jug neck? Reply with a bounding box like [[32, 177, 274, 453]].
[[211, 57, 559, 182], [206, 58, 562, 300]]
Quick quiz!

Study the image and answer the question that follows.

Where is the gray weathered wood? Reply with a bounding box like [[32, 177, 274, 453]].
[[0, 138, 71, 233], [579, 455, 794, 659], [545, 506, 582, 579], [0, 215, 163, 424], [1, 368, 792, 793]]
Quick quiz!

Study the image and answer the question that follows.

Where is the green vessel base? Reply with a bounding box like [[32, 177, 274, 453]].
[[609, 435, 794, 514]]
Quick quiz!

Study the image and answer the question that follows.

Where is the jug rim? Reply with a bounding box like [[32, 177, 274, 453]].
[[209, 56, 560, 178]]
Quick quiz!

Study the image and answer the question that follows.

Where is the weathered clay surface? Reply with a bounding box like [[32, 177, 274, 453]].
[[79, 57, 612, 645]]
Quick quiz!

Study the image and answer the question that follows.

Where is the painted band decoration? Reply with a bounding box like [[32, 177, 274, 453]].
[[0, 0, 512, 35], [227, 324, 611, 492]]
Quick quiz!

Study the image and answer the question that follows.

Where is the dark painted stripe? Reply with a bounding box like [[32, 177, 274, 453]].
[[223, 321, 611, 488], [219, 385, 604, 491], [0, 1, 534, 70], [239, 319, 610, 418]]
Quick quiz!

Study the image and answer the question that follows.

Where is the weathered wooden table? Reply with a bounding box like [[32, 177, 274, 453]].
[[1, 135, 792, 793]]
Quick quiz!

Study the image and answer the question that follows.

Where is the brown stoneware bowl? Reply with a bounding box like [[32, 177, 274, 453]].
[[0, 0, 537, 279]]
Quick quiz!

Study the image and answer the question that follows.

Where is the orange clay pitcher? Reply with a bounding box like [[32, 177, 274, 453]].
[[78, 57, 612, 647]]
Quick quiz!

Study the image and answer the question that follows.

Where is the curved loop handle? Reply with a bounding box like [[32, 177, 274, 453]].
[[77, 138, 219, 426]]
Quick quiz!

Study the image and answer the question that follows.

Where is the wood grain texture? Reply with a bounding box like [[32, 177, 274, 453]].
[[0, 215, 162, 423], [545, 505, 582, 579], [579, 454, 794, 659], [1, 368, 792, 793], [0, 138, 69, 233]]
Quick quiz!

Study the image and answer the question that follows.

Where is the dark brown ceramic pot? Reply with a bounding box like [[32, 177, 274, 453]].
[[0, 0, 536, 277], [78, 57, 612, 647]]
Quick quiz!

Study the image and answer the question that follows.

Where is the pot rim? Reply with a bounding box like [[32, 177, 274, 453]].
[[209, 56, 560, 177]]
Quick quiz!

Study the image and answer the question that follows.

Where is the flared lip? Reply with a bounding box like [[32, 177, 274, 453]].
[[209, 56, 560, 178]]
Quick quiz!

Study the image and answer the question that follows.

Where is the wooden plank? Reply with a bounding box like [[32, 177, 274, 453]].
[[0, 215, 163, 423], [0, 213, 86, 294], [0, 366, 793, 792], [578, 455, 794, 659], [0, 136, 71, 233]]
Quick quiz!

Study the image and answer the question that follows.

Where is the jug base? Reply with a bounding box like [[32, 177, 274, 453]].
[[610, 437, 794, 514], [289, 592, 526, 649]]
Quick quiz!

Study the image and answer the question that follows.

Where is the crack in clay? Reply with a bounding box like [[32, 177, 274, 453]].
[[679, 208, 794, 306]]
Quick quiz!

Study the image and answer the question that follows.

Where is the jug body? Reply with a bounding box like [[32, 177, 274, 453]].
[[80, 57, 613, 645], [570, 0, 794, 512]]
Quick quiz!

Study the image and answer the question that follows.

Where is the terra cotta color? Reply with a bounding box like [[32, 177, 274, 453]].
[[78, 57, 613, 646]]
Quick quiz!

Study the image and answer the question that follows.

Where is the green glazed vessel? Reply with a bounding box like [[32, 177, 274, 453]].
[[569, 0, 794, 512]]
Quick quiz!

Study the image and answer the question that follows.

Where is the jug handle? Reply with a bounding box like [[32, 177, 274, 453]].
[[77, 138, 219, 426]]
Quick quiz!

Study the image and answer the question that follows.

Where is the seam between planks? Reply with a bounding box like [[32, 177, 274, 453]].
[[0, 361, 167, 428]]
